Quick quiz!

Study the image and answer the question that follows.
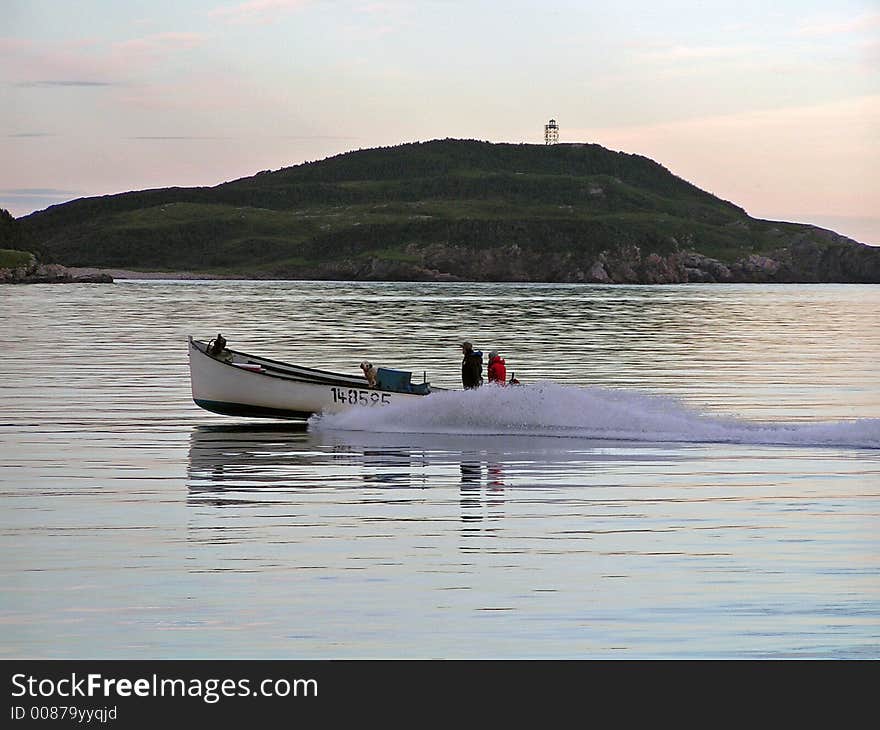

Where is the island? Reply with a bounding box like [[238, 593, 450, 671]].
[[4, 139, 879, 284]]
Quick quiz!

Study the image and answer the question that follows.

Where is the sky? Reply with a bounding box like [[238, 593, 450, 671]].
[[3, 0, 879, 244]]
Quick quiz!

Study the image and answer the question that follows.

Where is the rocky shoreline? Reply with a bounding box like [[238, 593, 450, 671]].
[[5, 236, 879, 285], [0, 260, 235, 283], [274, 235, 880, 284], [65, 267, 232, 281], [1, 256, 114, 284]]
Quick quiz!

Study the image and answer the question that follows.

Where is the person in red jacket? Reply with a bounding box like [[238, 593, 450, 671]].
[[486, 351, 507, 385]]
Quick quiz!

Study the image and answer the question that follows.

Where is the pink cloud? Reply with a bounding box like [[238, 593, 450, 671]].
[[637, 43, 754, 62], [862, 38, 880, 65], [357, 2, 400, 13], [1, 33, 208, 86], [210, 0, 310, 24], [114, 76, 246, 112], [0, 37, 123, 86], [0, 37, 35, 53], [113, 32, 208, 54], [794, 11, 880, 37]]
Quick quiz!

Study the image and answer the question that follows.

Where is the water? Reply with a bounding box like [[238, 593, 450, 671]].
[[1, 281, 878, 658]]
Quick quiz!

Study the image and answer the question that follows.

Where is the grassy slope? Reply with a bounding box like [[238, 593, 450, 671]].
[[16, 139, 840, 274], [0, 248, 33, 268]]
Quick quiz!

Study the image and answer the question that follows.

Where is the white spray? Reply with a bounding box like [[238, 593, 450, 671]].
[[310, 382, 880, 449]]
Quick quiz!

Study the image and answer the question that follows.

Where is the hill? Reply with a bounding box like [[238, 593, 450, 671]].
[[13, 139, 880, 283]]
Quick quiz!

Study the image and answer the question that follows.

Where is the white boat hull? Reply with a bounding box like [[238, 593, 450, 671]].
[[188, 337, 430, 419]]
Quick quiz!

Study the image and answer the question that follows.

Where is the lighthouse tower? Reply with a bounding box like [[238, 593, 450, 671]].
[[544, 118, 559, 145]]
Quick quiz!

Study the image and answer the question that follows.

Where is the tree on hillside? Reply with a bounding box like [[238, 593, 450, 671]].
[[0, 207, 34, 251]]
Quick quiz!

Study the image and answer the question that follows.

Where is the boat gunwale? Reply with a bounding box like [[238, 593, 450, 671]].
[[189, 337, 445, 392]]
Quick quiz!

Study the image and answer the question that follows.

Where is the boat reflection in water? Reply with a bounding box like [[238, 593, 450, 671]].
[[187, 424, 691, 538], [187, 423, 426, 499]]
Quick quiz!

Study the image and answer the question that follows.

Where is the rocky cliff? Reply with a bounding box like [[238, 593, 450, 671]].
[[273, 233, 880, 284]]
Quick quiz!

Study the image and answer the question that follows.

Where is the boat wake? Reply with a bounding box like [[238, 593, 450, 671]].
[[308, 381, 880, 450]]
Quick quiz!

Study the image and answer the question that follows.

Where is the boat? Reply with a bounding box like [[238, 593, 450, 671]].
[[188, 335, 439, 419]]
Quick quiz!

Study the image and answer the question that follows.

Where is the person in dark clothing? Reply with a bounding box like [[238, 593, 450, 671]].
[[208, 333, 227, 357], [460, 341, 483, 389], [207, 333, 232, 362], [486, 351, 507, 385]]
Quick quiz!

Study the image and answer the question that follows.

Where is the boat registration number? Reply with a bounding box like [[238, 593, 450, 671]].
[[330, 387, 391, 406]]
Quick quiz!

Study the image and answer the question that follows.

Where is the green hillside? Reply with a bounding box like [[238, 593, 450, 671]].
[[13, 139, 880, 283], [0, 248, 33, 269]]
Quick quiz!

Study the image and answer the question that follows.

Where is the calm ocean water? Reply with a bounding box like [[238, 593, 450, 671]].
[[1, 281, 878, 659]]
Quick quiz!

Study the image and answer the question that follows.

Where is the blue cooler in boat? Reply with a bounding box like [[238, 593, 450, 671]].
[[376, 368, 431, 394]]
